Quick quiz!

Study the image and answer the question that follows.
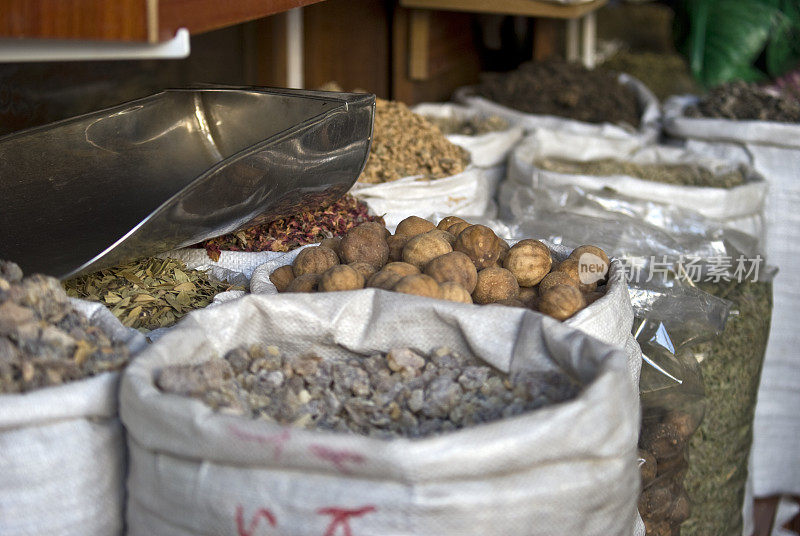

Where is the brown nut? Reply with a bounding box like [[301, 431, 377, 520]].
[[381, 262, 420, 277], [269, 265, 295, 292], [393, 274, 442, 299], [402, 233, 452, 270], [454, 225, 501, 270], [584, 291, 605, 305], [517, 286, 539, 308], [437, 215, 468, 232], [318, 265, 365, 292], [340, 226, 389, 269], [638, 481, 673, 520], [667, 491, 690, 524], [319, 237, 343, 259], [568, 244, 610, 267], [386, 234, 409, 262], [495, 298, 525, 308], [395, 216, 435, 238], [663, 410, 700, 442], [555, 258, 597, 293], [366, 270, 403, 290], [638, 448, 658, 486], [425, 228, 456, 246], [537, 284, 586, 321], [292, 246, 339, 277], [357, 221, 390, 239], [640, 422, 683, 459], [656, 453, 688, 478], [472, 266, 519, 304], [439, 282, 473, 304], [503, 242, 552, 286], [497, 239, 511, 264], [538, 271, 580, 294], [285, 273, 320, 293], [423, 251, 478, 293], [348, 262, 377, 281], [446, 221, 471, 237]]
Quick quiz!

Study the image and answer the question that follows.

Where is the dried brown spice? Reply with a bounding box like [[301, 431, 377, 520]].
[[425, 114, 508, 136], [536, 157, 746, 189], [0, 260, 130, 394], [64, 257, 239, 333], [357, 99, 471, 184], [686, 80, 800, 123], [200, 194, 382, 261], [157, 345, 582, 439]]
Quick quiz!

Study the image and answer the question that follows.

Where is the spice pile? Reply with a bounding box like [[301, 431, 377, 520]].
[[269, 215, 610, 321], [157, 345, 581, 439], [0, 260, 130, 394], [425, 114, 508, 136], [536, 157, 746, 189], [686, 80, 800, 123], [471, 60, 642, 128], [681, 279, 772, 536], [357, 99, 471, 183], [602, 51, 697, 102], [64, 257, 239, 332], [199, 194, 382, 261]]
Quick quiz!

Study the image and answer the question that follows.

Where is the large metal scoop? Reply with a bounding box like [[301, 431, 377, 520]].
[[0, 87, 374, 279]]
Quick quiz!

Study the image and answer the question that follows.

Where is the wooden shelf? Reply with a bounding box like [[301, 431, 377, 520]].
[[0, 0, 325, 43], [399, 0, 607, 19]]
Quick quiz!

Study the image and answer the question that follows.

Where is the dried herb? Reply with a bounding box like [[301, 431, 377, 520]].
[[358, 99, 471, 184], [425, 114, 508, 136], [681, 280, 772, 536], [602, 51, 698, 102], [471, 60, 642, 128], [200, 194, 382, 261], [686, 80, 800, 123], [64, 257, 239, 333], [0, 260, 130, 394], [157, 345, 582, 439], [536, 157, 746, 189]]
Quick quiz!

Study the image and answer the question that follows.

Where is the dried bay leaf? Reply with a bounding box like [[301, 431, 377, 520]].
[[64, 257, 241, 333]]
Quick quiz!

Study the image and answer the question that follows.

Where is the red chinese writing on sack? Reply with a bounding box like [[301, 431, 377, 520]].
[[234, 504, 376, 536]]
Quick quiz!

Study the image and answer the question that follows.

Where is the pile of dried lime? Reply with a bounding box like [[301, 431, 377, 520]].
[[358, 99, 471, 183], [157, 345, 581, 439], [64, 257, 240, 332], [270, 215, 610, 322], [0, 260, 130, 394], [536, 157, 747, 189]]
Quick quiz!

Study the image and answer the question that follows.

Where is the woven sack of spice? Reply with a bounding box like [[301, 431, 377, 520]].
[[664, 93, 800, 499], [120, 290, 639, 536], [454, 72, 660, 155], [249, 240, 642, 390], [0, 298, 146, 536], [501, 131, 768, 242]]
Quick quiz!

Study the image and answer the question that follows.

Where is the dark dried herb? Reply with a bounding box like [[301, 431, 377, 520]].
[[0, 260, 130, 394], [64, 257, 239, 333], [536, 157, 746, 189], [681, 280, 772, 536], [199, 194, 383, 260], [686, 80, 800, 123], [157, 345, 582, 439], [471, 60, 642, 128]]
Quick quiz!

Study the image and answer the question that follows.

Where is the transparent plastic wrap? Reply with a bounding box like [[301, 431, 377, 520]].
[[631, 284, 726, 536], [502, 187, 774, 536]]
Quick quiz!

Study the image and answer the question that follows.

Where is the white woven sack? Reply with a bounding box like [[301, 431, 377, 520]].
[[121, 290, 640, 536], [350, 167, 497, 229], [250, 240, 641, 389], [663, 96, 800, 499], [504, 132, 768, 240], [0, 299, 146, 536], [411, 103, 524, 168], [454, 73, 660, 154]]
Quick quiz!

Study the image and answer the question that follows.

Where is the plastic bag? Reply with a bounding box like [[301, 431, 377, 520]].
[[120, 291, 640, 536]]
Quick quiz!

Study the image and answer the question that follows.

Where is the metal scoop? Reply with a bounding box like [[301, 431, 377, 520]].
[[0, 87, 374, 279]]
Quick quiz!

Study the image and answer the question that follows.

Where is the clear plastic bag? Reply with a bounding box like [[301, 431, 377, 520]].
[[501, 186, 774, 535]]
